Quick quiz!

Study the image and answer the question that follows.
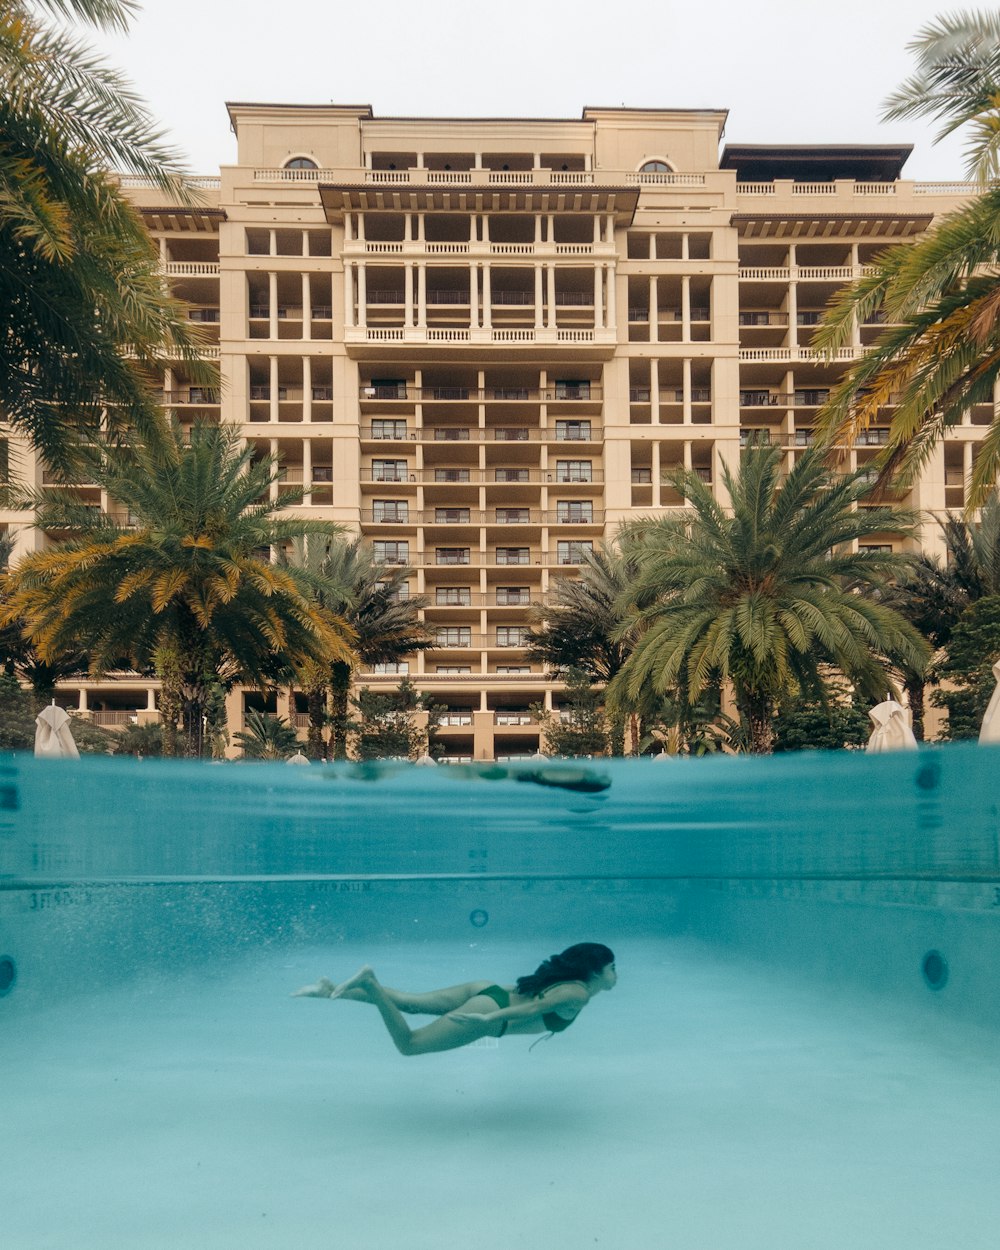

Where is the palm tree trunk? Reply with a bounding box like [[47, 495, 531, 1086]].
[[740, 688, 775, 755], [904, 672, 926, 741], [330, 660, 352, 760], [306, 686, 327, 759]]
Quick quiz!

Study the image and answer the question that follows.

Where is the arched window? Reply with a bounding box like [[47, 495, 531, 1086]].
[[639, 159, 674, 174], [284, 157, 318, 171]]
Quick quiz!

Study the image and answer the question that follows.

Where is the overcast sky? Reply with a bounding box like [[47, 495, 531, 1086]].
[[90, 0, 973, 180]]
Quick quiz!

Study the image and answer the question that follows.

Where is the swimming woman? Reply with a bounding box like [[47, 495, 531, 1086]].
[[293, 942, 616, 1056]]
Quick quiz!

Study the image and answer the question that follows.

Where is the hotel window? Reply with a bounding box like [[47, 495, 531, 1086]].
[[373, 540, 409, 565], [435, 468, 470, 482], [554, 380, 591, 400], [435, 508, 471, 523], [496, 508, 530, 524], [372, 501, 409, 522], [372, 661, 409, 674], [860, 544, 893, 553], [555, 460, 592, 482], [495, 468, 529, 483], [436, 587, 472, 605], [436, 627, 472, 647], [631, 468, 652, 484], [557, 540, 593, 565], [496, 627, 530, 647], [496, 587, 530, 606], [556, 501, 593, 523], [639, 160, 672, 173], [371, 419, 407, 439], [436, 547, 471, 565], [496, 547, 530, 566], [436, 666, 472, 674], [554, 420, 592, 441], [372, 459, 408, 482], [285, 157, 318, 170], [364, 378, 408, 399], [377, 580, 410, 602], [496, 665, 530, 674]]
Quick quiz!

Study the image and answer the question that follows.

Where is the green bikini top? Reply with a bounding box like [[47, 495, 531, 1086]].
[[539, 980, 587, 1033]]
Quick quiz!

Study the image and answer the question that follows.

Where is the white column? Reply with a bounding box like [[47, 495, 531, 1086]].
[[481, 214, 490, 244], [482, 265, 492, 329], [404, 263, 414, 327], [681, 275, 691, 342], [269, 272, 278, 339], [593, 216, 601, 245], [649, 232, 657, 261], [270, 356, 279, 423], [146, 688, 156, 711], [417, 264, 427, 327], [404, 214, 412, 242], [606, 263, 616, 329], [78, 689, 88, 712], [546, 265, 556, 328], [417, 213, 425, 242], [301, 273, 311, 339], [548, 213, 555, 244], [344, 214, 353, 244], [535, 214, 542, 244], [594, 265, 603, 329], [357, 214, 365, 242], [534, 265, 544, 329], [680, 233, 689, 261], [303, 356, 312, 424], [358, 263, 367, 326], [269, 438, 279, 502], [682, 359, 692, 424], [343, 263, 354, 328], [649, 275, 658, 342], [652, 440, 661, 507], [269, 228, 277, 256], [470, 264, 478, 328], [651, 357, 660, 424], [787, 280, 798, 350], [302, 437, 313, 503], [470, 215, 478, 244]]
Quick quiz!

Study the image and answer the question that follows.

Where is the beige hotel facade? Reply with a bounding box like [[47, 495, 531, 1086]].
[[1, 104, 985, 758]]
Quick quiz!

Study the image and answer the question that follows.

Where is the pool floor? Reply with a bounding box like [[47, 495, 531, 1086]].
[[4, 936, 999, 1250]]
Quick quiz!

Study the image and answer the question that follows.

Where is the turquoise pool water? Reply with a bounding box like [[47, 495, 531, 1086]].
[[1, 747, 998, 1249]]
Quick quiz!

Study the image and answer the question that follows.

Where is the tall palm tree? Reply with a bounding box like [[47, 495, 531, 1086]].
[[1, 423, 354, 756], [608, 444, 931, 754], [814, 13, 1000, 507], [527, 539, 642, 754], [318, 539, 430, 760], [0, 1, 212, 474]]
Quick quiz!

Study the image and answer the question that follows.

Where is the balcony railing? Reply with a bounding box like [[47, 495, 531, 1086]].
[[359, 385, 602, 403]]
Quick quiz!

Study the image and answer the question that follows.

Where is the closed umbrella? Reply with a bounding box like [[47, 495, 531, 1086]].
[[979, 661, 1000, 744], [866, 695, 918, 753], [34, 702, 80, 759]]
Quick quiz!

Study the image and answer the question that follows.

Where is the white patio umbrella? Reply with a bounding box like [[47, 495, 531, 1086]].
[[414, 753, 438, 767], [866, 695, 918, 753], [285, 751, 310, 765], [979, 661, 1000, 744], [34, 701, 80, 759]]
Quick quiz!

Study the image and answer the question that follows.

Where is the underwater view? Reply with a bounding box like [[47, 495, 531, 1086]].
[[2, 747, 999, 1249]]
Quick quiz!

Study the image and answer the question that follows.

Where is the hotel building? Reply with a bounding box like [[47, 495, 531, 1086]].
[[1, 105, 982, 757]]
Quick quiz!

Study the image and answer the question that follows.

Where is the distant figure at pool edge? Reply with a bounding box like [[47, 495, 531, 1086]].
[[292, 942, 616, 1056]]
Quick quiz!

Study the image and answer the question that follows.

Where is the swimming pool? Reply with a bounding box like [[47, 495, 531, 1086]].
[[2, 747, 998, 1249]]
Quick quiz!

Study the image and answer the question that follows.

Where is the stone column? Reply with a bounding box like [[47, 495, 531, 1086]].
[[681, 276, 691, 342], [343, 263, 354, 328], [303, 356, 312, 424], [302, 437, 312, 504], [404, 263, 414, 327], [301, 272, 311, 340], [649, 275, 658, 343], [417, 264, 427, 327], [682, 358, 692, 424], [594, 265, 603, 329], [482, 265, 492, 329], [469, 264, 478, 328], [606, 262, 616, 329], [270, 356, 279, 424], [534, 265, 544, 328], [546, 265, 556, 329], [269, 272, 278, 340], [357, 263, 367, 327], [652, 440, 661, 507]]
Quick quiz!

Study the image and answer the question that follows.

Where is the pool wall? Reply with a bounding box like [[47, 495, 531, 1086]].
[[1, 747, 998, 1026]]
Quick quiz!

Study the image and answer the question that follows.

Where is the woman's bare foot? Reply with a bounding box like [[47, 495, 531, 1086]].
[[328, 965, 378, 1001], [291, 976, 337, 998]]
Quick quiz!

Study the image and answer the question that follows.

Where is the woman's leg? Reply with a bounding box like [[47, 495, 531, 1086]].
[[336, 968, 500, 1056], [294, 967, 492, 1016]]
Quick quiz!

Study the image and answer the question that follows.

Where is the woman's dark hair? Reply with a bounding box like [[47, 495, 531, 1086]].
[[515, 943, 614, 997]]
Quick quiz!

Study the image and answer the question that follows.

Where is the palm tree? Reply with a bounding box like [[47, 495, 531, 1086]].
[[527, 539, 641, 754], [1, 423, 354, 756], [317, 539, 430, 760], [608, 443, 931, 754], [0, 1, 212, 474], [234, 710, 300, 761], [813, 13, 1000, 507]]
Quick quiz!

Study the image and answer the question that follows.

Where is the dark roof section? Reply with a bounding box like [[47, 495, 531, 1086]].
[[720, 144, 913, 182]]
